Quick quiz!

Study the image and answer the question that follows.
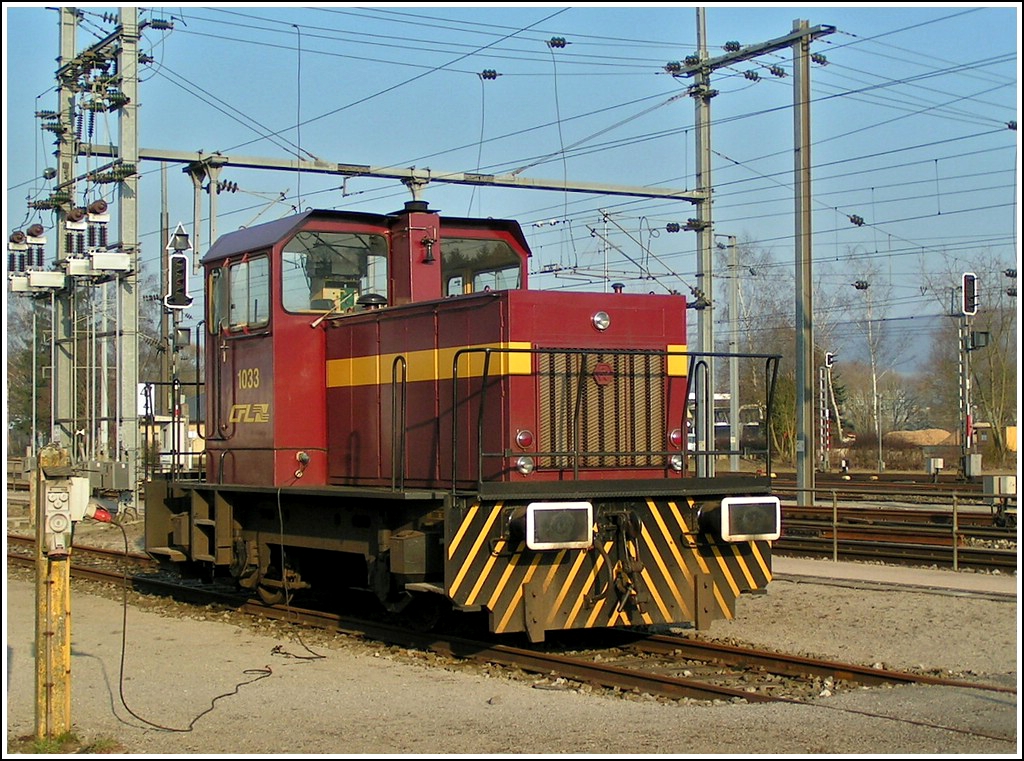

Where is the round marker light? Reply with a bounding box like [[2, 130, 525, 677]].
[[669, 428, 683, 448], [516, 456, 536, 475], [669, 454, 683, 471], [516, 429, 534, 449], [591, 311, 610, 331]]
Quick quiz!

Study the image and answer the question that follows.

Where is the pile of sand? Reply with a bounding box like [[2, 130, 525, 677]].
[[882, 428, 952, 446]]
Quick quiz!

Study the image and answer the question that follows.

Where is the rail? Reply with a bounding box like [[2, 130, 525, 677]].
[[774, 484, 1016, 571]]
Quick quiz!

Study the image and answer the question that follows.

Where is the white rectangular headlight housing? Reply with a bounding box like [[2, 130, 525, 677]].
[[525, 501, 593, 550], [719, 496, 781, 542]]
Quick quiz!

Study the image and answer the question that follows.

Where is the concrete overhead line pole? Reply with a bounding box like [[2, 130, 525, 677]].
[[693, 8, 715, 478], [48, 7, 142, 511], [52, 8, 78, 450], [669, 18, 834, 498], [792, 18, 816, 507], [118, 7, 142, 511]]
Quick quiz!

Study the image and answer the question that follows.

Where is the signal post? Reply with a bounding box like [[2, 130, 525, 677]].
[[34, 445, 73, 740], [958, 273, 982, 479], [33, 444, 113, 741]]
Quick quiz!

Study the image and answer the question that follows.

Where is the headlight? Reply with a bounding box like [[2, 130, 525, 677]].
[[591, 311, 610, 331], [669, 454, 683, 471], [525, 502, 593, 550], [516, 456, 535, 475], [707, 496, 781, 542]]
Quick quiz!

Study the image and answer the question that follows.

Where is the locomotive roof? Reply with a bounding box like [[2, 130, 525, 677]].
[[202, 208, 531, 263]]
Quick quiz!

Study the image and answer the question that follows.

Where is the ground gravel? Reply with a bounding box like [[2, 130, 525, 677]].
[[4, 520, 1019, 756]]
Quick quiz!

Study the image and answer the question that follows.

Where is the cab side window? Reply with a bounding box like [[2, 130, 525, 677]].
[[208, 254, 270, 333], [442, 238, 522, 297]]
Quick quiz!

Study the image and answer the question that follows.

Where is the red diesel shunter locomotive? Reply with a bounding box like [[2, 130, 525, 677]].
[[145, 200, 782, 642]]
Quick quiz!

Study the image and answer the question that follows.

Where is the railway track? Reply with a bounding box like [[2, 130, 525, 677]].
[[7, 535, 1013, 708], [775, 502, 1016, 572]]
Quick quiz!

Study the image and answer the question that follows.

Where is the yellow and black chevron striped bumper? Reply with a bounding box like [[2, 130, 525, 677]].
[[445, 497, 773, 642]]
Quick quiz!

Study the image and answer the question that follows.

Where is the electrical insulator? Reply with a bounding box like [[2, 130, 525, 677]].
[[724, 41, 741, 52], [812, 53, 828, 65], [666, 222, 680, 233], [769, 65, 786, 77], [744, 70, 760, 81], [853, 280, 869, 290], [480, 69, 498, 80], [35, 247, 45, 267], [684, 54, 700, 66], [664, 61, 681, 74], [164, 253, 193, 309], [547, 37, 567, 49], [849, 214, 865, 226]]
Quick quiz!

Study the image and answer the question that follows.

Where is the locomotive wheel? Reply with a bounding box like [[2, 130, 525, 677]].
[[398, 593, 450, 632]]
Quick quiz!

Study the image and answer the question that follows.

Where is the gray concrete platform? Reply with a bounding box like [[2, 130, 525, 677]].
[[774, 554, 1018, 597]]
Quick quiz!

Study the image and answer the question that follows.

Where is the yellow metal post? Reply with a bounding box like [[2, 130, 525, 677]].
[[34, 444, 73, 740]]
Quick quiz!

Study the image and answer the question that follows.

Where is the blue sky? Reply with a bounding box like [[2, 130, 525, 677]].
[[3, 3, 1020, 365]]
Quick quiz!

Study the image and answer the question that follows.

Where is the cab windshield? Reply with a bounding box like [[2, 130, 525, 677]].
[[281, 230, 388, 313]]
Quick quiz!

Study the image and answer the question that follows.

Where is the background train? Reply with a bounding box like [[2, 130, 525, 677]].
[[144, 200, 782, 642]]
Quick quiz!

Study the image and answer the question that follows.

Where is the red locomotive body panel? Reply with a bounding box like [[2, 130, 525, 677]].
[[325, 289, 689, 489]]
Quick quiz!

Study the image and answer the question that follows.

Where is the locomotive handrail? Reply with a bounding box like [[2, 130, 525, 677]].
[[476, 350, 495, 490], [765, 354, 780, 477], [571, 351, 588, 480], [391, 355, 408, 491], [450, 346, 782, 494], [684, 358, 711, 475]]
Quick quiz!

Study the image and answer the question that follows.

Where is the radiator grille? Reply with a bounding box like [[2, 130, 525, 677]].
[[538, 352, 665, 468]]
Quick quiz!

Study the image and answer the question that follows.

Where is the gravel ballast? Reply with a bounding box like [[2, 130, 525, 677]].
[[4, 524, 1019, 755]]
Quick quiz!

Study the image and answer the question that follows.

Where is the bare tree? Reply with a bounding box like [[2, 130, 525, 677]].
[[920, 249, 1017, 468]]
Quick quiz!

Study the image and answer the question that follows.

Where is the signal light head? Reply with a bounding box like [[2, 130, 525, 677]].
[[962, 272, 978, 315]]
